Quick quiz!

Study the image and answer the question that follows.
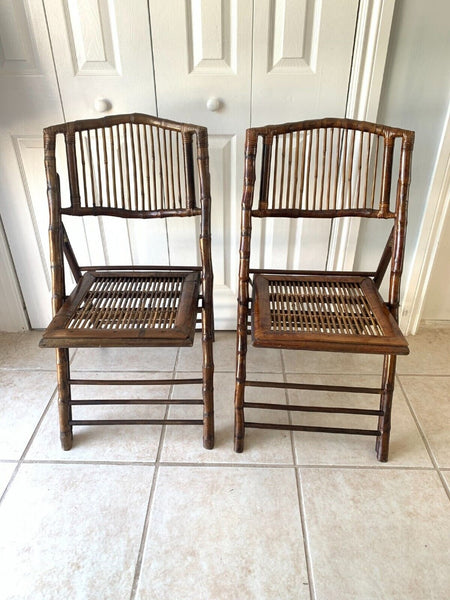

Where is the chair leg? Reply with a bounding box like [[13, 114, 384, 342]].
[[234, 315, 248, 452], [376, 354, 397, 462], [56, 348, 73, 451], [202, 313, 214, 449]]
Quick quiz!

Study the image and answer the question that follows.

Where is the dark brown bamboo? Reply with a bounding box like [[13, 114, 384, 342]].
[[234, 127, 257, 452], [244, 401, 382, 415], [376, 354, 397, 461], [41, 113, 215, 450], [246, 422, 380, 436], [196, 126, 214, 449], [65, 131, 81, 208], [234, 117, 414, 460], [183, 131, 196, 210], [70, 419, 203, 426], [62, 224, 81, 282], [70, 399, 203, 405]]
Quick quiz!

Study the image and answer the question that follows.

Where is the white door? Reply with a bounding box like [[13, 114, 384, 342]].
[[149, 0, 254, 325], [0, 0, 64, 327], [43, 0, 172, 302], [251, 0, 358, 275], [1, 0, 379, 330], [0, 0, 158, 328], [150, 0, 358, 326]]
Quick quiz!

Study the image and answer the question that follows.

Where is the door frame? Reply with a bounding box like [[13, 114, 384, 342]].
[[327, 0, 396, 271]]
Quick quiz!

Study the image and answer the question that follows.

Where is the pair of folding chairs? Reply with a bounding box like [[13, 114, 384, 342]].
[[40, 114, 414, 462]]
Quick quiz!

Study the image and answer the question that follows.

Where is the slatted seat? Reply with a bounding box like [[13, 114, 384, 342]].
[[234, 118, 414, 461], [40, 113, 214, 450], [252, 274, 409, 355], [40, 271, 200, 347]]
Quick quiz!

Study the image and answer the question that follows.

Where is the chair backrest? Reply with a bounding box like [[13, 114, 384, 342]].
[[44, 114, 213, 318], [243, 117, 414, 220], [44, 113, 210, 218], [239, 118, 414, 318]]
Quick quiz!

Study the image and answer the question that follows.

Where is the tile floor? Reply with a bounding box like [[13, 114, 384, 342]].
[[0, 325, 449, 599]]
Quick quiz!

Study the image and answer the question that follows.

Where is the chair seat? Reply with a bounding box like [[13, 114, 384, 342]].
[[251, 274, 409, 355], [40, 270, 200, 348]]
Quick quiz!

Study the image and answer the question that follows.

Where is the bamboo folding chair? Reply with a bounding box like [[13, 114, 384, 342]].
[[234, 118, 414, 461], [40, 113, 214, 450]]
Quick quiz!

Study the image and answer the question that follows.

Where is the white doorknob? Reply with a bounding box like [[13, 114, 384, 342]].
[[94, 98, 112, 113], [206, 97, 221, 112]]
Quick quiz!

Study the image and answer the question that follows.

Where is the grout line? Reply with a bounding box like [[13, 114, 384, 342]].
[[157, 462, 295, 469], [4, 458, 436, 471], [397, 376, 450, 501], [128, 348, 180, 600], [397, 372, 450, 378], [294, 468, 316, 600], [20, 459, 157, 467], [0, 367, 58, 372], [282, 351, 316, 600]]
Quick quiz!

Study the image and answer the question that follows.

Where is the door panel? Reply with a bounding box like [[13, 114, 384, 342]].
[[44, 0, 166, 294], [0, 0, 64, 327], [251, 0, 359, 281], [150, 0, 252, 131], [43, 0, 157, 119], [252, 0, 359, 123], [150, 0, 252, 325]]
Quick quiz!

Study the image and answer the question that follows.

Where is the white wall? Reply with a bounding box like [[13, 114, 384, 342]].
[[354, 0, 450, 319], [421, 200, 450, 320]]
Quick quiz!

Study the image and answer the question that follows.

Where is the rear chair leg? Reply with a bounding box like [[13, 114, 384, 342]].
[[202, 330, 214, 450], [56, 348, 73, 451], [376, 354, 396, 462], [234, 321, 248, 453]]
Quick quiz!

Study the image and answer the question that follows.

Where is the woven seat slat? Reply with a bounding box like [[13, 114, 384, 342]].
[[253, 273, 407, 352], [66, 275, 185, 331], [39, 272, 199, 344], [266, 278, 384, 336]]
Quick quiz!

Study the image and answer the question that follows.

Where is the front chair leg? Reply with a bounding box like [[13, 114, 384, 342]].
[[56, 348, 73, 450], [376, 354, 397, 462]]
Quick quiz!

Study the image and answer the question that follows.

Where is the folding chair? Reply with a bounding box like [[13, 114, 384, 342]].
[[40, 113, 214, 449], [234, 118, 414, 461]]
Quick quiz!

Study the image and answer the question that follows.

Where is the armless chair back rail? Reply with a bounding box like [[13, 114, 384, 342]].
[[234, 117, 414, 461], [40, 113, 214, 450]]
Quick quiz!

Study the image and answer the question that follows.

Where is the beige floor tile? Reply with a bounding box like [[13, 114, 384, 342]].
[[27, 372, 170, 462], [0, 462, 16, 497], [0, 463, 153, 600], [300, 468, 450, 600], [136, 466, 309, 600], [178, 330, 283, 373], [398, 324, 450, 375], [400, 375, 450, 467], [283, 348, 384, 374], [178, 331, 235, 371], [289, 374, 431, 467], [71, 345, 178, 372], [0, 331, 55, 370], [160, 371, 294, 464], [0, 370, 55, 460]]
